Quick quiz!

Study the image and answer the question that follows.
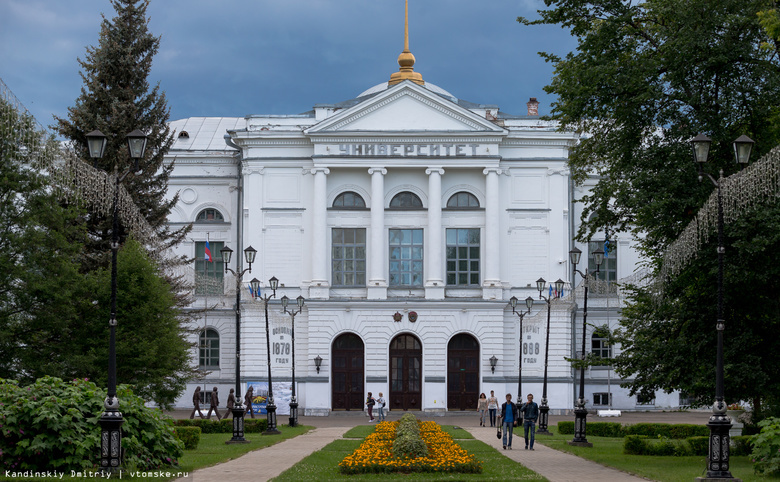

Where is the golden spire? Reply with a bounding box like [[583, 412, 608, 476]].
[[388, 0, 424, 86]]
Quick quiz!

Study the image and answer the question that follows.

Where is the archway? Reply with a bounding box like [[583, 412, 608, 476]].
[[447, 333, 479, 411], [389, 334, 422, 410], [331, 333, 364, 410]]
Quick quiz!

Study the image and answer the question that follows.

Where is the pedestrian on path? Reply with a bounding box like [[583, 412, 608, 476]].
[[376, 392, 386, 421], [206, 386, 222, 420], [487, 390, 499, 427], [189, 386, 205, 419], [366, 392, 376, 422], [222, 388, 236, 419], [477, 393, 488, 426], [244, 386, 255, 418], [519, 393, 539, 450], [499, 393, 519, 449]]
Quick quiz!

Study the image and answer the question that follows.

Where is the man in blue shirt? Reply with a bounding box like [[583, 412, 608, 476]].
[[519, 393, 539, 450], [499, 393, 519, 449]]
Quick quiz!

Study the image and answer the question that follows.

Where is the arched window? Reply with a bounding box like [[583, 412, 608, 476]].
[[446, 191, 480, 208], [332, 191, 366, 208], [389, 191, 423, 208], [196, 208, 224, 223], [591, 331, 612, 364], [199, 329, 220, 368]]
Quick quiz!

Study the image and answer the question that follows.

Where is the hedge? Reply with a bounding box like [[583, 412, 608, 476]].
[[557, 421, 709, 438], [173, 418, 267, 433], [624, 435, 753, 456], [174, 426, 201, 449]]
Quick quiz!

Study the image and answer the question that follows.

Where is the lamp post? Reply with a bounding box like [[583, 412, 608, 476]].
[[510, 296, 535, 402], [489, 355, 498, 374], [567, 246, 604, 447], [86, 128, 147, 472], [256, 276, 281, 434], [219, 245, 258, 444], [281, 294, 305, 427], [535, 277, 565, 435], [314, 355, 323, 374], [691, 133, 753, 480]]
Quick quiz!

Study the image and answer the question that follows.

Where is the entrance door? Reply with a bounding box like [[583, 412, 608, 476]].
[[389, 334, 422, 410], [331, 333, 364, 410], [447, 333, 479, 411]]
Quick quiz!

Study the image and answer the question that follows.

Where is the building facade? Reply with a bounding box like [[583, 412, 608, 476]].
[[165, 33, 680, 414]]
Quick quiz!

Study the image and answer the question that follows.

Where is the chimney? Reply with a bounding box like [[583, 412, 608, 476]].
[[527, 97, 539, 116]]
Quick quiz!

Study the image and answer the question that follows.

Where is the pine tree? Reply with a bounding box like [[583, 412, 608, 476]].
[[55, 0, 190, 270]]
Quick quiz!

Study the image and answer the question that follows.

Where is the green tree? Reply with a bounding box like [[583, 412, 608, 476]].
[[54, 0, 189, 270], [0, 95, 87, 381], [521, 0, 780, 412]]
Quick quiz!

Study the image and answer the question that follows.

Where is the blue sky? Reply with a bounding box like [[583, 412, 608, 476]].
[[0, 0, 577, 132]]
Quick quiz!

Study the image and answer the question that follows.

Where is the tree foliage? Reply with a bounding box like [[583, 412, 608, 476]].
[[521, 0, 780, 411]]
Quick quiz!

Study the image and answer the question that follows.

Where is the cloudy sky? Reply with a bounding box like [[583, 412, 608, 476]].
[[1, 0, 577, 134]]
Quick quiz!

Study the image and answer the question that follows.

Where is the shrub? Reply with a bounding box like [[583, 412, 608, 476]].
[[624, 423, 708, 439], [750, 417, 780, 475], [174, 426, 201, 449], [687, 436, 709, 456], [172, 418, 267, 433], [624, 435, 649, 455], [586, 422, 625, 437], [557, 421, 574, 434], [393, 433, 428, 459], [0, 376, 183, 472], [732, 435, 752, 457]]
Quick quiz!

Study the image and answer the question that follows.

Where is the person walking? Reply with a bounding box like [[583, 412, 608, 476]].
[[376, 392, 387, 421], [206, 386, 222, 420], [499, 393, 519, 450], [244, 386, 255, 419], [487, 390, 499, 427], [222, 388, 236, 419], [366, 392, 376, 422], [519, 393, 539, 450], [189, 386, 205, 419], [477, 393, 488, 426]]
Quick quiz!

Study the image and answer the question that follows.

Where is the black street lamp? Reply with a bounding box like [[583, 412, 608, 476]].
[[691, 133, 753, 480], [568, 246, 604, 448], [256, 276, 281, 434], [510, 296, 535, 403], [535, 277, 565, 435], [86, 128, 147, 472], [489, 355, 498, 373], [220, 245, 257, 444], [281, 294, 305, 427], [314, 355, 323, 374]]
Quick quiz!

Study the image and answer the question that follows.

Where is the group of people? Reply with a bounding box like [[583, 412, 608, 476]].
[[364, 391, 386, 422], [189, 385, 258, 420], [478, 390, 539, 450]]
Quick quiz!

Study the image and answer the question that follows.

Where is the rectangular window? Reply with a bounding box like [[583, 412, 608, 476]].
[[446, 228, 480, 286], [589, 240, 617, 293], [332, 228, 366, 287], [389, 229, 423, 287], [195, 241, 225, 295], [636, 393, 656, 405], [593, 392, 612, 406]]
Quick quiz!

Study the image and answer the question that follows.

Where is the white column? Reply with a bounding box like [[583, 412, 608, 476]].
[[483, 167, 502, 299], [425, 167, 445, 299], [309, 167, 330, 299], [368, 167, 388, 299]]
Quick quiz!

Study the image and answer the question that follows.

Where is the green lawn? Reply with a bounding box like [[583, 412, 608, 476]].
[[536, 426, 780, 482], [3, 425, 312, 481], [270, 425, 545, 481]]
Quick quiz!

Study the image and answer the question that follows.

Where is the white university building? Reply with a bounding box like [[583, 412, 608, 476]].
[[165, 16, 681, 415]]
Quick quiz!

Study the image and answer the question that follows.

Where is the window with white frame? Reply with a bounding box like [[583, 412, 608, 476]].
[[389, 229, 423, 287], [591, 331, 612, 364], [593, 392, 612, 406], [332, 191, 366, 209], [196, 208, 225, 223], [332, 228, 366, 287], [446, 228, 480, 286], [589, 240, 617, 284], [195, 241, 224, 295]]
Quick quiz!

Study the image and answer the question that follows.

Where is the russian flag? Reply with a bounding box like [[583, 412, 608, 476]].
[[204, 240, 213, 262]]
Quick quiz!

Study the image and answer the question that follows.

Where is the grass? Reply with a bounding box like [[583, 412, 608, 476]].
[[3, 424, 312, 481], [535, 425, 780, 482], [271, 424, 545, 481]]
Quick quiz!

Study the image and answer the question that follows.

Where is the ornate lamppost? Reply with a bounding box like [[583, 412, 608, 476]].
[[567, 246, 604, 447], [535, 277, 565, 435], [691, 133, 754, 480], [86, 128, 147, 472], [509, 296, 535, 402], [281, 294, 305, 427], [220, 245, 258, 444], [256, 276, 281, 434]]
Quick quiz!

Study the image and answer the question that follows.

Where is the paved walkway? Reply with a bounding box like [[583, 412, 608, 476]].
[[465, 424, 649, 481], [172, 411, 705, 481]]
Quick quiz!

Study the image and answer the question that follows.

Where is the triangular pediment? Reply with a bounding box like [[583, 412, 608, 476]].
[[306, 81, 506, 135]]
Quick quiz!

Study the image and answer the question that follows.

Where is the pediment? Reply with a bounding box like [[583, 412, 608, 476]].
[[306, 81, 506, 135]]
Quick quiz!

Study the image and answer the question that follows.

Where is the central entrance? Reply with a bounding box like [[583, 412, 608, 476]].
[[389, 334, 422, 411], [447, 333, 479, 411], [331, 333, 364, 410]]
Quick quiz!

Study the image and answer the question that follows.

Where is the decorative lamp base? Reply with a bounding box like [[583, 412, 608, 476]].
[[697, 412, 739, 480], [98, 410, 124, 473], [264, 402, 281, 435], [226, 405, 249, 444], [570, 405, 592, 446], [537, 404, 552, 435]]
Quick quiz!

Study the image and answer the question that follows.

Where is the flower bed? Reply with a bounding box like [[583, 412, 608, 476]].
[[339, 418, 482, 474]]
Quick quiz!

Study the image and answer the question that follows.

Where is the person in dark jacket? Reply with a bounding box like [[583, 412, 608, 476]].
[[499, 393, 520, 449], [189, 386, 205, 419], [519, 393, 539, 450], [206, 386, 222, 420]]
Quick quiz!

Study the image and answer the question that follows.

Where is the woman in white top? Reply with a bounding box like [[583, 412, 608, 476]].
[[487, 390, 500, 427]]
